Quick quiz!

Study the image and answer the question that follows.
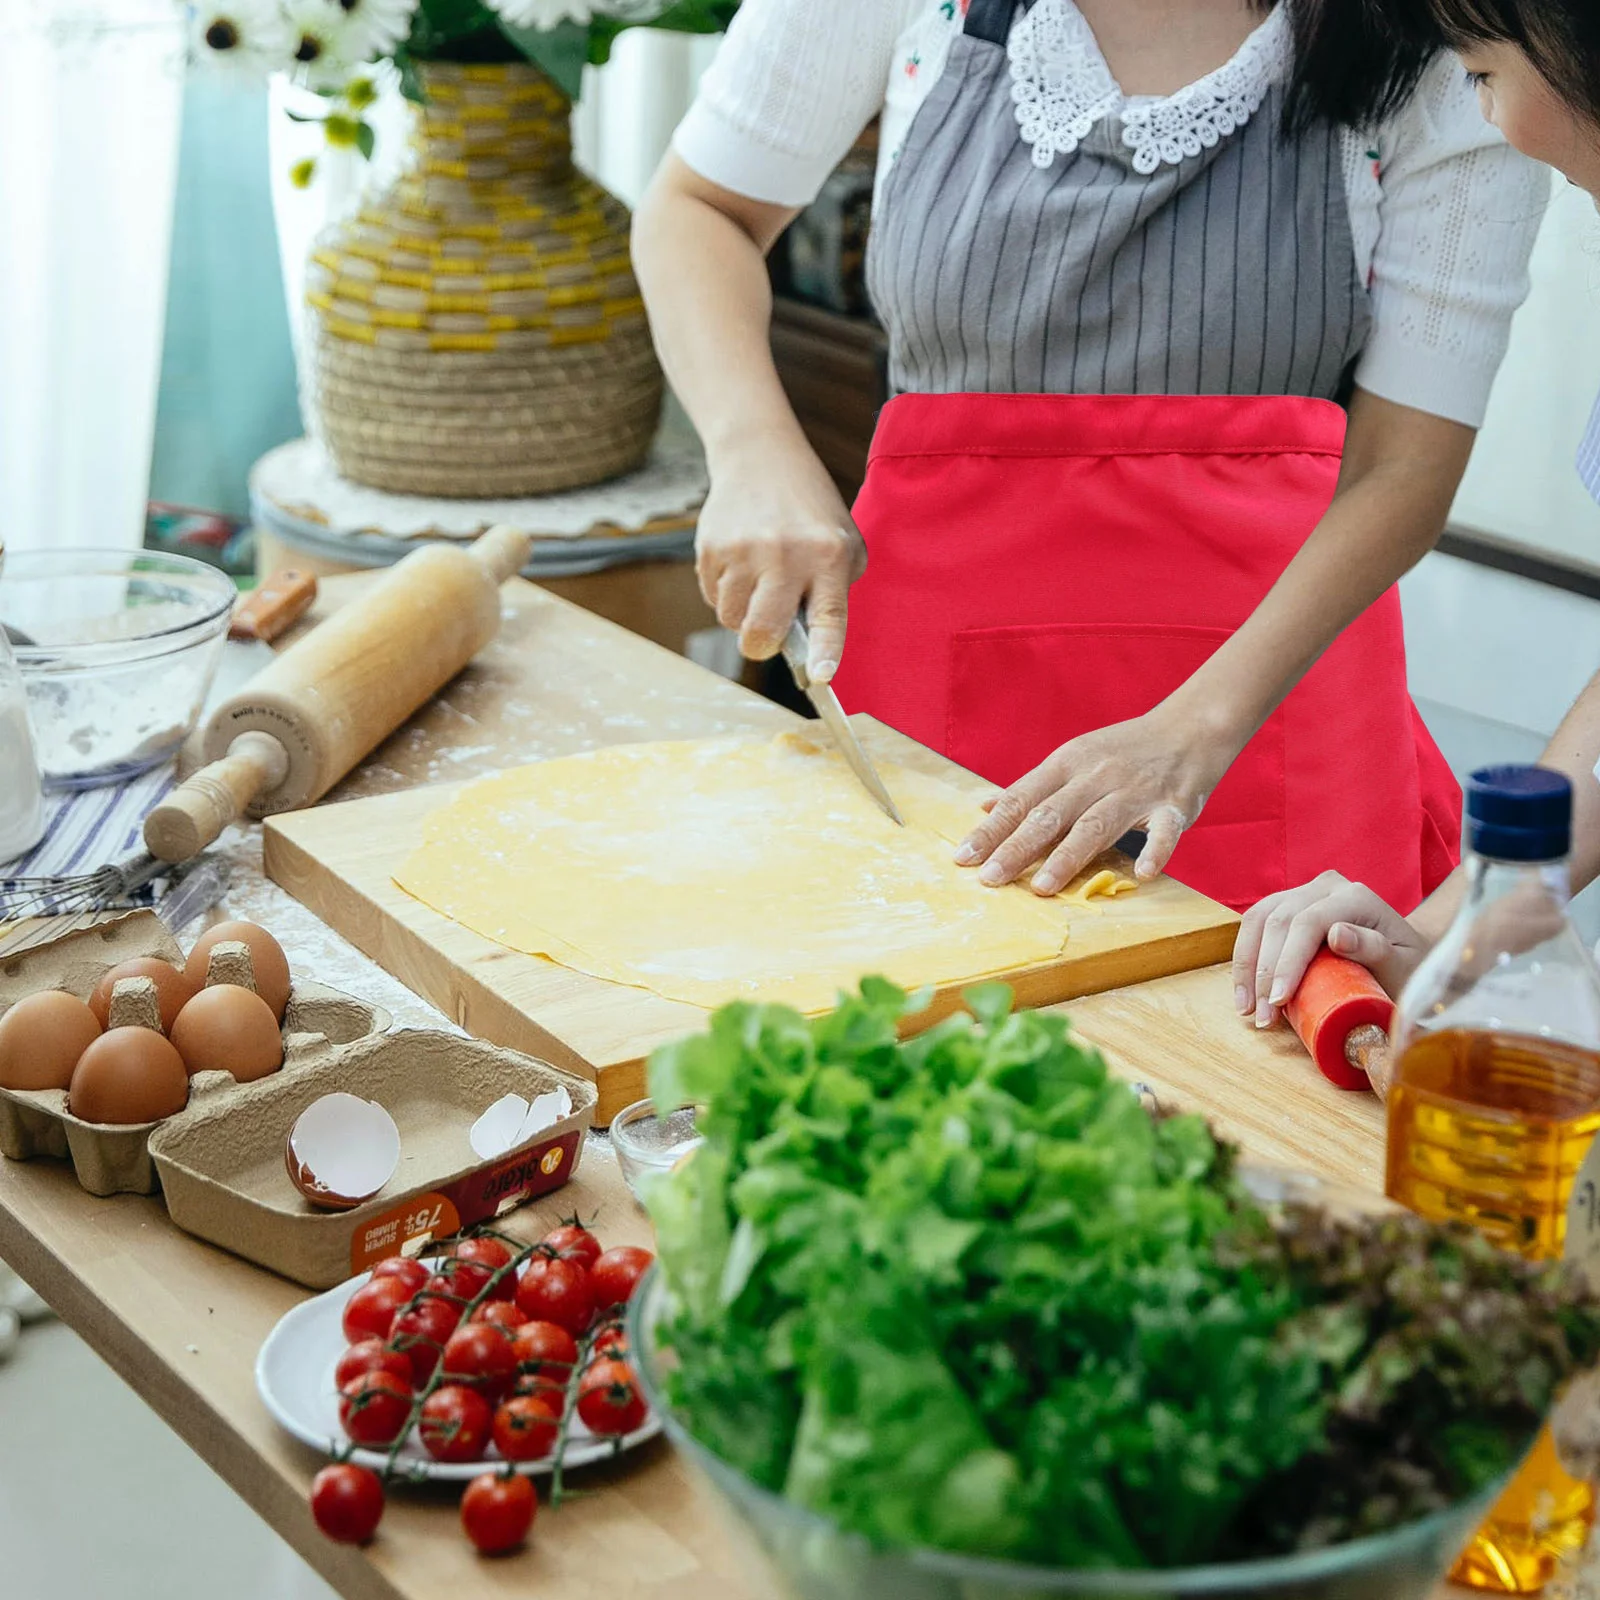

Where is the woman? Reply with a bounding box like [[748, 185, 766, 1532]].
[[1236, 0, 1600, 1018], [633, 0, 1548, 911]]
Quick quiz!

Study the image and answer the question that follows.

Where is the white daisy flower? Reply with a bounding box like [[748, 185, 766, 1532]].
[[327, 0, 417, 58], [281, 0, 363, 86], [483, 0, 594, 29], [189, 0, 293, 75]]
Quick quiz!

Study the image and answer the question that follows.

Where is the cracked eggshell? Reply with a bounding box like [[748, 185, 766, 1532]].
[[285, 1093, 400, 1212], [467, 1086, 574, 1159]]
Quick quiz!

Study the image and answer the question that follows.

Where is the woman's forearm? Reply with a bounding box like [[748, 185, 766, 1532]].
[[1165, 389, 1476, 757], [632, 154, 807, 471], [1404, 675, 1600, 940]]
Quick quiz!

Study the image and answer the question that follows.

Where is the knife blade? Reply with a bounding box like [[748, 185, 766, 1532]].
[[782, 621, 905, 826]]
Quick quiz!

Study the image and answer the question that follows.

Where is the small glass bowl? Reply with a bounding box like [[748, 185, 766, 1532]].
[[611, 1099, 703, 1203], [0, 549, 235, 789]]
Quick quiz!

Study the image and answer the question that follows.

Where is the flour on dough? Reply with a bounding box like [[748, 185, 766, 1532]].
[[394, 732, 1094, 1012]]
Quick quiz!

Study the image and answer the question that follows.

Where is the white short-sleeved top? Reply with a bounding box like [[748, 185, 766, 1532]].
[[673, 0, 1551, 428]]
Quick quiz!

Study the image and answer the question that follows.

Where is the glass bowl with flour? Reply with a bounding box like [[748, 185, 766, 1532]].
[[0, 549, 234, 789]]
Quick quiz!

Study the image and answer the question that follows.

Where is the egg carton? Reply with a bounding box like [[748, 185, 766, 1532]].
[[150, 1030, 597, 1289], [0, 911, 390, 1198]]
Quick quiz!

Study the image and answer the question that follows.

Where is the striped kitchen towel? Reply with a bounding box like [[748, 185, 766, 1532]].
[[0, 765, 176, 897]]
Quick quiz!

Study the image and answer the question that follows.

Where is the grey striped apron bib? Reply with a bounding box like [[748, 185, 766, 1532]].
[[865, 0, 1372, 398], [832, 0, 1461, 913]]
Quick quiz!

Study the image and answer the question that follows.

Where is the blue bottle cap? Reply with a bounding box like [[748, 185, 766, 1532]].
[[1465, 766, 1572, 862]]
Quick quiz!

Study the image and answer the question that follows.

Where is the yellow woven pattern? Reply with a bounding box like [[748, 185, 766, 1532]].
[[307, 62, 662, 498]]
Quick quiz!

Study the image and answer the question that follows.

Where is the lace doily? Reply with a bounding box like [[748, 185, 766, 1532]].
[[1008, 0, 1293, 174]]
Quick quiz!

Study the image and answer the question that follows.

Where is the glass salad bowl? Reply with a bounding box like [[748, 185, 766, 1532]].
[[630, 1167, 1512, 1600]]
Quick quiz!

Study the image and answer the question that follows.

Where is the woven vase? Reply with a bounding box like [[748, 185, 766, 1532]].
[[306, 62, 663, 499]]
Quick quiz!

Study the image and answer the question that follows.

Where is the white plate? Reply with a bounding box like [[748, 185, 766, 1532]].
[[255, 1270, 660, 1481]]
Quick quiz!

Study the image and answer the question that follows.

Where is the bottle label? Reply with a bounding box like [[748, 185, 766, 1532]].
[[1554, 1133, 1600, 1479]]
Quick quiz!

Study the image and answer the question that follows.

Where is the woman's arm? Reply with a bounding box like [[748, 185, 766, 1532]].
[[961, 388, 1477, 893], [633, 156, 864, 681], [1233, 672, 1600, 1020]]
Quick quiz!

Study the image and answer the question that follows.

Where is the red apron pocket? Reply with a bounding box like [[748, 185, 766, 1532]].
[[948, 622, 1288, 908]]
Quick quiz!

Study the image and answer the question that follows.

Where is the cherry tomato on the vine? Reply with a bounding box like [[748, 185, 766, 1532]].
[[446, 1237, 516, 1302], [369, 1255, 430, 1296], [311, 1463, 385, 1545], [510, 1319, 578, 1384], [389, 1295, 462, 1385], [336, 1338, 413, 1391], [577, 1358, 648, 1437], [442, 1322, 518, 1402], [470, 1300, 528, 1333], [515, 1255, 594, 1336], [589, 1247, 654, 1312], [338, 1369, 415, 1448], [591, 1321, 628, 1361], [460, 1471, 536, 1555], [420, 1384, 494, 1463], [492, 1392, 562, 1462], [342, 1276, 413, 1345], [542, 1221, 601, 1269]]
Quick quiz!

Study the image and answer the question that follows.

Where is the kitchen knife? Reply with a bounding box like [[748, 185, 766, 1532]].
[[782, 620, 905, 826]]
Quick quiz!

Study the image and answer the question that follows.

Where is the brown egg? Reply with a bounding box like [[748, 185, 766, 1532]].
[[68, 1029, 189, 1125], [0, 992, 103, 1092], [170, 986, 284, 1082], [186, 922, 291, 1021], [88, 958, 196, 1034]]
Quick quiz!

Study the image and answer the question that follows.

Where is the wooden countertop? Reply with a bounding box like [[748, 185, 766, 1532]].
[[0, 576, 1445, 1599]]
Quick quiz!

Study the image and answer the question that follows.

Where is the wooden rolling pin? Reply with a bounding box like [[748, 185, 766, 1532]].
[[1283, 948, 1397, 1099], [144, 525, 534, 864]]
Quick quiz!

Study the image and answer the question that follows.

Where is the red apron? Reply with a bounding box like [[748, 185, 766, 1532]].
[[831, 393, 1461, 914]]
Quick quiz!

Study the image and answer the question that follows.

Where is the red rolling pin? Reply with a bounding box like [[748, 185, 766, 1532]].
[[1282, 949, 1398, 1098]]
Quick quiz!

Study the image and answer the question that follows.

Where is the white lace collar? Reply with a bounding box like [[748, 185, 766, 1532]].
[[1007, 0, 1294, 173]]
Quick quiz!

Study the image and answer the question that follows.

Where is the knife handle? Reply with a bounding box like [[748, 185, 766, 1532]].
[[781, 619, 812, 689]]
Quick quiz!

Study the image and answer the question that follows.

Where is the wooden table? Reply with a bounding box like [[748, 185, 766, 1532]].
[[0, 577, 1439, 1599]]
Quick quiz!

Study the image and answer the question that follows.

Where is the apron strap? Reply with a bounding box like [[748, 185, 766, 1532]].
[[964, 0, 1028, 45]]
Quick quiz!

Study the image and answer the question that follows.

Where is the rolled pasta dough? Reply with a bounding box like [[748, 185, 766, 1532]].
[[394, 732, 1095, 1012]]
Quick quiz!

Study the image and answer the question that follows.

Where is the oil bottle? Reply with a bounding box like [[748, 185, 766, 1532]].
[[1387, 766, 1600, 1593]]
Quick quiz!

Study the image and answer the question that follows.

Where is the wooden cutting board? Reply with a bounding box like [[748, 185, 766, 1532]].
[[264, 718, 1238, 1124]]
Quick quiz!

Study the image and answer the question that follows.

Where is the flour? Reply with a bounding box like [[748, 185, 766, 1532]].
[[24, 662, 202, 785], [0, 691, 44, 862]]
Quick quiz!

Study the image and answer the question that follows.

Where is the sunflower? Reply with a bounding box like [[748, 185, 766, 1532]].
[[327, 0, 417, 59], [189, 0, 293, 74]]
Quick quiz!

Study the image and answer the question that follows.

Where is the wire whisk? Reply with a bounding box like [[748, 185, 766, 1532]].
[[0, 851, 166, 924]]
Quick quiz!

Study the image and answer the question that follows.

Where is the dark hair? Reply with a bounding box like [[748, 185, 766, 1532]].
[[1283, 0, 1600, 132]]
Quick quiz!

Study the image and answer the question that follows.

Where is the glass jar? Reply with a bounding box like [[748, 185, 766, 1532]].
[[0, 542, 45, 862]]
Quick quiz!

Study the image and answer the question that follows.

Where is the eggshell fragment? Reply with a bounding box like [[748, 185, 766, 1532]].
[[187, 922, 291, 1021], [68, 1029, 189, 1125], [467, 1086, 573, 1159], [0, 992, 102, 1092], [171, 986, 284, 1082], [88, 958, 196, 1033], [286, 1093, 400, 1211]]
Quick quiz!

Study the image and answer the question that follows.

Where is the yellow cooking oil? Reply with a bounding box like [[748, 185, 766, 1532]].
[[1387, 1026, 1600, 1592]]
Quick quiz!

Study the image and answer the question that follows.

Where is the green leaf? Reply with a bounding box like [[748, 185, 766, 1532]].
[[284, 108, 321, 124], [355, 121, 376, 160], [495, 17, 589, 101]]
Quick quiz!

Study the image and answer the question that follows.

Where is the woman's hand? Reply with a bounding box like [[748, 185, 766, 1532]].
[[697, 437, 866, 681], [1232, 872, 1433, 1027], [954, 708, 1224, 896]]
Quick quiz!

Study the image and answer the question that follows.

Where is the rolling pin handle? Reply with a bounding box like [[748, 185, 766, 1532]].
[[143, 731, 291, 864], [471, 524, 536, 586], [1283, 949, 1396, 1094]]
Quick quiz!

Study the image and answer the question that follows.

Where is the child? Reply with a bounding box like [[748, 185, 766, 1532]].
[[1235, 0, 1600, 1020]]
